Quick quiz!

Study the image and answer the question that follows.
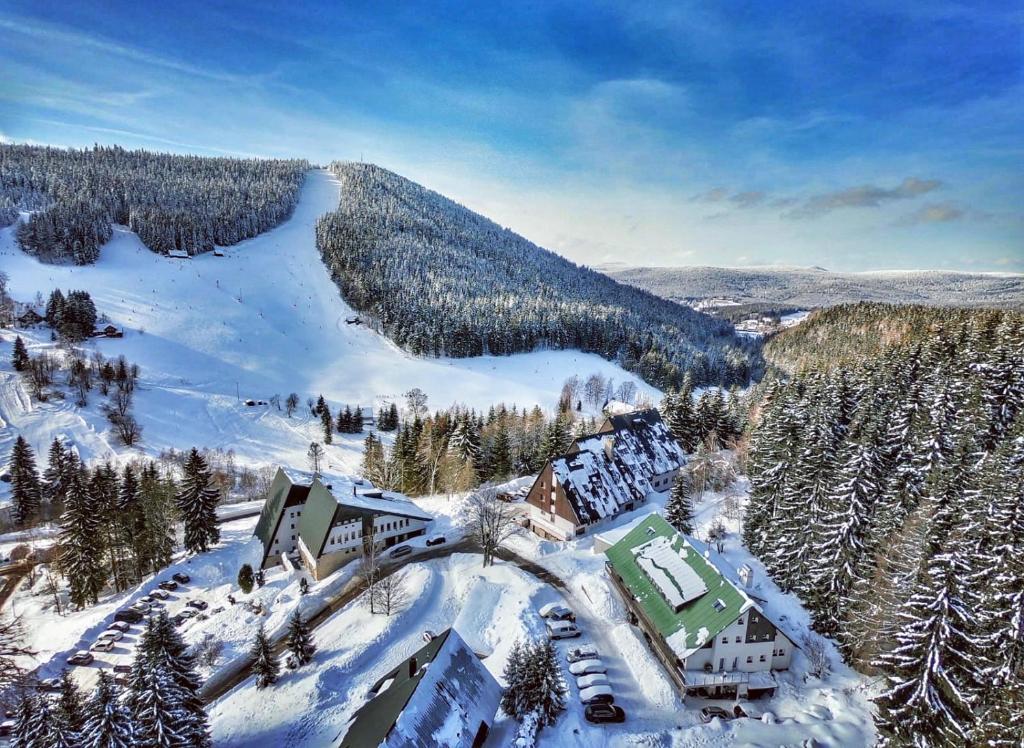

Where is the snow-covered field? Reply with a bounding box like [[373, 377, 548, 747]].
[[1, 168, 659, 476]]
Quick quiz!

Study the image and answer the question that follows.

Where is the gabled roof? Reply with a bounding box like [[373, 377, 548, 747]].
[[551, 409, 684, 525], [337, 629, 501, 748], [253, 468, 310, 549], [604, 513, 756, 660], [298, 478, 433, 559]]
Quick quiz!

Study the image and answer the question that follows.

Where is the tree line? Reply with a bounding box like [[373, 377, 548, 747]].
[[316, 162, 760, 390], [1, 144, 308, 263], [743, 305, 1023, 746]]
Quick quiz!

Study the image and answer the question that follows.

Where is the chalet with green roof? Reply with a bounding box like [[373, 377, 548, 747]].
[[604, 513, 792, 699], [254, 467, 432, 580]]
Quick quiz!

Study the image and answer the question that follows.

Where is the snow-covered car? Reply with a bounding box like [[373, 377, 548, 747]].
[[37, 677, 62, 692], [186, 599, 209, 611], [107, 621, 131, 633], [90, 639, 116, 653], [545, 620, 581, 640], [67, 651, 94, 666], [538, 602, 575, 621], [584, 704, 625, 724], [425, 534, 446, 547], [158, 580, 179, 591], [578, 685, 615, 705], [388, 545, 412, 559], [565, 644, 599, 663], [575, 673, 610, 690], [177, 608, 197, 619], [700, 706, 733, 723], [568, 658, 607, 676], [98, 629, 124, 641], [732, 701, 764, 719], [114, 609, 143, 624], [150, 589, 171, 600]]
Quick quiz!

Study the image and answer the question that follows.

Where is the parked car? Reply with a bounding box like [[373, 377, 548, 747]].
[[139, 595, 155, 604], [107, 621, 131, 633], [131, 600, 151, 611], [568, 659, 607, 677], [565, 644, 599, 663], [172, 573, 191, 584], [150, 589, 170, 600], [114, 609, 143, 624], [578, 685, 615, 705], [732, 702, 765, 720], [425, 535, 446, 547], [177, 608, 197, 619], [575, 673, 610, 690], [38, 677, 62, 692], [98, 629, 124, 642], [67, 651, 94, 666], [186, 599, 209, 611], [539, 603, 575, 621], [388, 545, 412, 559], [158, 580, 178, 591], [700, 706, 733, 723], [584, 704, 626, 724], [545, 620, 581, 640], [170, 615, 187, 627], [195, 613, 209, 622], [90, 639, 116, 653], [113, 664, 132, 674]]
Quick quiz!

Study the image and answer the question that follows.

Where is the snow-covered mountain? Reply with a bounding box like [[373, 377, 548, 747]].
[[0, 169, 660, 475], [604, 264, 1024, 310]]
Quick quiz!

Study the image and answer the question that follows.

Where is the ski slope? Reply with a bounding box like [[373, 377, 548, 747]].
[[0, 169, 659, 473]]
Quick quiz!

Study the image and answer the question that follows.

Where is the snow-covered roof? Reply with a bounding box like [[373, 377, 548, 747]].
[[551, 409, 685, 524], [338, 628, 501, 748], [632, 535, 708, 612]]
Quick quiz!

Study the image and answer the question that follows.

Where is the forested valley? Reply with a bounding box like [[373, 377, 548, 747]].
[[743, 303, 1024, 746]]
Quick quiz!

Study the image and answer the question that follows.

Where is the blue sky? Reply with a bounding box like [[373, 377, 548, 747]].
[[1, 0, 1021, 271]]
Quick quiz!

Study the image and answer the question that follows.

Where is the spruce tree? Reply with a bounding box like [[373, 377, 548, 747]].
[[42, 437, 69, 510], [499, 639, 527, 718], [9, 435, 41, 527], [530, 639, 567, 726], [11, 335, 28, 371], [285, 609, 315, 666], [664, 472, 695, 535], [80, 671, 132, 748], [175, 448, 221, 554], [250, 622, 279, 689], [56, 668, 86, 736], [59, 467, 107, 607], [238, 564, 255, 594]]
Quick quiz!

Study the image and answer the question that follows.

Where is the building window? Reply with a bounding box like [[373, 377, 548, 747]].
[[737, 617, 743, 625], [763, 634, 770, 641], [778, 648, 784, 656], [721, 637, 728, 644], [746, 656, 753, 663], [752, 615, 759, 623], [760, 655, 766, 662], [735, 636, 741, 643]]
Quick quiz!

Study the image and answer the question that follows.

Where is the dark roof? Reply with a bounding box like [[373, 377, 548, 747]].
[[551, 409, 685, 525], [337, 629, 501, 748], [253, 468, 310, 554]]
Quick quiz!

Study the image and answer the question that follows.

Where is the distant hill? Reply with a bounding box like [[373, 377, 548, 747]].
[[602, 264, 1024, 311], [315, 163, 760, 389]]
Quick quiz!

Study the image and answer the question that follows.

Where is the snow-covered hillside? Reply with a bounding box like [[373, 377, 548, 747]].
[[1, 169, 658, 473]]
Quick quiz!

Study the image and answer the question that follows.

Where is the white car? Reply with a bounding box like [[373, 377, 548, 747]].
[[539, 602, 575, 621], [565, 644, 599, 663], [568, 658, 607, 677], [150, 589, 171, 600], [545, 620, 580, 640], [576, 673, 610, 690], [90, 639, 116, 653], [107, 621, 131, 633], [98, 629, 124, 642], [177, 608, 197, 619], [579, 684, 615, 705]]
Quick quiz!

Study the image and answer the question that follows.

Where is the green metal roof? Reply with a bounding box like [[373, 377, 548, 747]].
[[297, 479, 340, 558], [253, 468, 293, 547], [604, 513, 751, 658]]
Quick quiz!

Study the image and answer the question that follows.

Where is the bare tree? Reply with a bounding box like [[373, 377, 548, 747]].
[[464, 484, 519, 567], [269, 393, 281, 411], [584, 374, 605, 409], [405, 387, 428, 418], [360, 523, 381, 614], [307, 442, 324, 476], [802, 632, 832, 680], [285, 392, 300, 417], [110, 413, 142, 446], [706, 518, 727, 553], [371, 572, 409, 616]]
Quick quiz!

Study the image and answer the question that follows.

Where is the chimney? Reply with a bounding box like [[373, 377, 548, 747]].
[[739, 564, 754, 588], [352, 485, 356, 496], [603, 436, 615, 461], [408, 657, 417, 678]]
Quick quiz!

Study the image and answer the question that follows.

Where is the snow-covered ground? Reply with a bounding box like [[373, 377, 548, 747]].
[[1, 168, 659, 476]]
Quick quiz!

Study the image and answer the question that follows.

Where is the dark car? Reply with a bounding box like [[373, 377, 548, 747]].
[[114, 609, 144, 624], [113, 664, 132, 674], [172, 573, 191, 584], [170, 614, 187, 627], [700, 706, 733, 723], [186, 599, 209, 611], [388, 545, 412, 559], [584, 704, 626, 724], [66, 651, 94, 666], [158, 580, 179, 591], [425, 535, 446, 547]]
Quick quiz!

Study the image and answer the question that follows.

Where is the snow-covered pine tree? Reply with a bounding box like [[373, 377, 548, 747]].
[[250, 622, 279, 689], [80, 670, 132, 748], [529, 639, 567, 727], [499, 639, 528, 719], [42, 437, 70, 510], [11, 335, 28, 371], [56, 668, 86, 736], [320, 400, 333, 444], [285, 609, 315, 667], [58, 467, 107, 607], [139, 463, 176, 573], [12, 691, 48, 748], [8, 435, 41, 527], [664, 471, 695, 535], [175, 448, 221, 554]]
